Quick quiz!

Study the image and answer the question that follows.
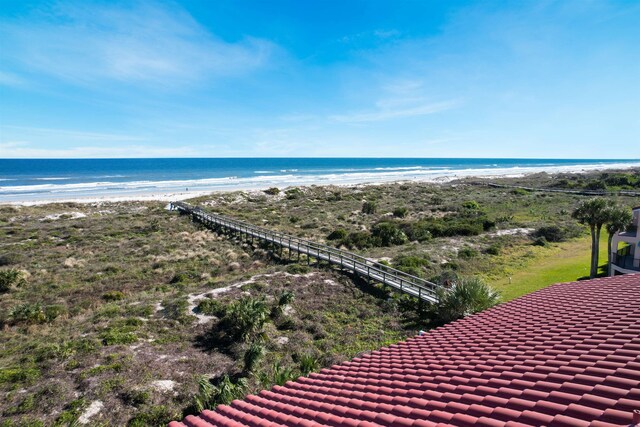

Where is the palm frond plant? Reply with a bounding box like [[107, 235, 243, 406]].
[[298, 354, 318, 376], [223, 296, 270, 342], [194, 375, 248, 412], [243, 341, 265, 373], [271, 290, 295, 318], [427, 277, 500, 326], [271, 361, 295, 386]]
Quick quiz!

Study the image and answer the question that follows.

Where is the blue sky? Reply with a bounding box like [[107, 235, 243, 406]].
[[0, 0, 638, 158]]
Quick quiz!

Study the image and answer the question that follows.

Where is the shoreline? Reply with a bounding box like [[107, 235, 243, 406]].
[[2, 162, 639, 206]]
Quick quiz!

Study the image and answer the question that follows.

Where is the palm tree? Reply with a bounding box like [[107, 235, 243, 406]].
[[605, 205, 632, 269], [572, 198, 611, 278]]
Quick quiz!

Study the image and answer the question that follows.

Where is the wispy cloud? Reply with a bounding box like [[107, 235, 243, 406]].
[[0, 142, 197, 159], [330, 99, 459, 123], [1, 126, 147, 142], [0, 71, 27, 87], [0, 2, 276, 87]]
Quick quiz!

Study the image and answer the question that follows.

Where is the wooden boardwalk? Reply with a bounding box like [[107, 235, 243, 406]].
[[170, 201, 439, 302]]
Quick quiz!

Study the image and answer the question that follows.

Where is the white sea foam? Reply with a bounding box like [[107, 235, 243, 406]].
[[34, 177, 70, 181]]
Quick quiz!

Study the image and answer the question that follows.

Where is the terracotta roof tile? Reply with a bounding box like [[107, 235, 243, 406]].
[[170, 274, 640, 426]]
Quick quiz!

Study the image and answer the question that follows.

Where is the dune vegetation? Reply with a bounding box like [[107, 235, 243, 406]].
[[1, 169, 638, 426]]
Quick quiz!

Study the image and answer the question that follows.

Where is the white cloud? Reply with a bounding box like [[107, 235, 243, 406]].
[[374, 29, 400, 38], [0, 2, 276, 87], [330, 99, 459, 123], [1, 126, 148, 142], [0, 71, 27, 87], [0, 143, 197, 159], [0, 141, 29, 149]]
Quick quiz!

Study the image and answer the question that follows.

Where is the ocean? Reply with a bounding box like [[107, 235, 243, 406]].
[[1, 158, 638, 203]]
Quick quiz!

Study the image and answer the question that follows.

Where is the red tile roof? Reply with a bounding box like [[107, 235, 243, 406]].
[[169, 274, 640, 427]]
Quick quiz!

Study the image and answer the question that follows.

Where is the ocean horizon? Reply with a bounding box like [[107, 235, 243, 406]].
[[1, 157, 639, 203]]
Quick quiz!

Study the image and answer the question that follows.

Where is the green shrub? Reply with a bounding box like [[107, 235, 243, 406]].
[[9, 303, 46, 324], [393, 207, 408, 218], [197, 298, 226, 317], [298, 354, 319, 375], [286, 264, 310, 274], [458, 247, 479, 259], [259, 361, 295, 387], [285, 188, 303, 200], [5, 393, 36, 415], [243, 341, 265, 373], [404, 211, 488, 239], [44, 304, 67, 322], [272, 290, 295, 318], [441, 220, 483, 237], [53, 398, 86, 426], [0, 268, 26, 293], [327, 228, 348, 241], [482, 219, 496, 231], [100, 327, 138, 345], [326, 191, 343, 202], [585, 180, 607, 190], [169, 271, 198, 285], [128, 405, 179, 427], [462, 200, 480, 210], [342, 231, 375, 249], [361, 201, 377, 214], [402, 222, 432, 242], [264, 187, 280, 195], [371, 222, 408, 246], [102, 290, 125, 301], [511, 188, 530, 196], [147, 218, 161, 233], [278, 290, 295, 307], [485, 243, 502, 255], [430, 270, 459, 286], [495, 215, 514, 224], [0, 367, 41, 386], [121, 389, 150, 407], [533, 225, 578, 242], [0, 253, 21, 266], [194, 375, 248, 412], [392, 254, 431, 277], [222, 296, 270, 342], [427, 277, 500, 325], [532, 236, 548, 247], [601, 173, 637, 188], [162, 297, 193, 324]]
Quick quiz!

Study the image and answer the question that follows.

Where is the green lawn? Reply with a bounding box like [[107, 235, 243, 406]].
[[493, 236, 609, 301]]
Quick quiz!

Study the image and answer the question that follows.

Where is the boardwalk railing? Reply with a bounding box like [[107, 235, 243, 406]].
[[170, 201, 439, 303]]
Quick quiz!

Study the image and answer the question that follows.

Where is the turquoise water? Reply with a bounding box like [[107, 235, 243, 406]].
[[1, 158, 638, 202]]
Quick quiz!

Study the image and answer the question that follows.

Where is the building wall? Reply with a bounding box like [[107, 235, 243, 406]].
[[609, 208, 640, 276]]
